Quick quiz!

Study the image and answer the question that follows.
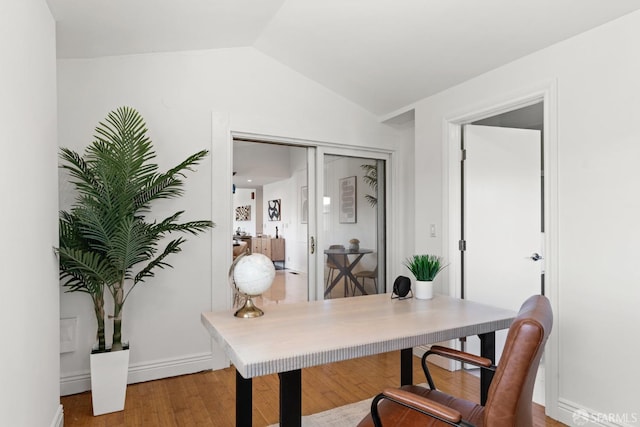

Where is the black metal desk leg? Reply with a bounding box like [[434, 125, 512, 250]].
[[478, 332, 495, 406], [236, 370, 252, 427], [400, 348, 413, 386], [279, 369, 302, 427]]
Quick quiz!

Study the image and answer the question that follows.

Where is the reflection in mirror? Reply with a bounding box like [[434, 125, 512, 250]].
[[323, 154, 386, 299]]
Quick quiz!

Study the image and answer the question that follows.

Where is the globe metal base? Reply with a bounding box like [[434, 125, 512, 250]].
[[234, 296, 264, 318]]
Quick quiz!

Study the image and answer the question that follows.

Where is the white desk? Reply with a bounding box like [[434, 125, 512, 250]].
[[201, 294, 516, 427]]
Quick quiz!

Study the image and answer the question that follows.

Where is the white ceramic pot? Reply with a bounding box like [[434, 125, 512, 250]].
[[90, 349, 130, 415], [414, 280, 434, 300]]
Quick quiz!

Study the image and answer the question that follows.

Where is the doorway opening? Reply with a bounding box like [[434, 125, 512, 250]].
[[232, 139, 390, 305], [454, 100, 547, 405], [233, 139, 310, 305], [465, 101, 545, 298]]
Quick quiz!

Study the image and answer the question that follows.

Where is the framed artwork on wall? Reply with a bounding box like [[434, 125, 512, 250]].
[[339, 176, 357, 224], [301, 186, 308, 224], [268, 199, 281, 221], [235, 205, 251, 221]]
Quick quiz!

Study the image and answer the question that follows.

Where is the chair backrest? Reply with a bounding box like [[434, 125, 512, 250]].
[[484, 295, 553, 427], [327, 245, 347, 268], [356, 266, 378, 277]]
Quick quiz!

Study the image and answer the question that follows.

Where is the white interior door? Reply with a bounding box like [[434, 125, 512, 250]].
[[463, 124, 543, 364]]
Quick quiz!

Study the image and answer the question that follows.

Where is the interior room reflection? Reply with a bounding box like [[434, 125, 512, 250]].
[[232, 140, 383, 302]]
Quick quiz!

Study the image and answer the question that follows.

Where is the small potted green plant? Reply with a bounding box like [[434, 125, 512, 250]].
[[403, 254, 446, 299]]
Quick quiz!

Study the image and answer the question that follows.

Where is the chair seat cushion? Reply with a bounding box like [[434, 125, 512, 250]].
[[357, 385, 484, 427]]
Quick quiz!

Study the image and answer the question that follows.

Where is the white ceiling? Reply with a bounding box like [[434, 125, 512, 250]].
[[233, 141, 302, 189], [47, 0, 640, 116]]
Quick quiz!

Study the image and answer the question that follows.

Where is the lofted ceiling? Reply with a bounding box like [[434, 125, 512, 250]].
[[47, 0, 640, 116]]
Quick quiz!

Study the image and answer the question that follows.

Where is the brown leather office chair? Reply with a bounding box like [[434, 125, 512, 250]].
[[358, 295, 553, 427]]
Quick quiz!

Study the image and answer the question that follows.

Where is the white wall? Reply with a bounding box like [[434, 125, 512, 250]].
[[263, 179, 295, 267], [262, 148, 309, 273], [323, 156, 379, 272], [411, 11, 640, 425], [233, 188, 256, 236], [57, 46, 402, 393], [0, 1, 61, 426], [394, 120, 416, 282]]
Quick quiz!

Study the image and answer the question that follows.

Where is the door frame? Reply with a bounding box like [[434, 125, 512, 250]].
[[441, 81, 560, 417], [228, 131, 398, 303]]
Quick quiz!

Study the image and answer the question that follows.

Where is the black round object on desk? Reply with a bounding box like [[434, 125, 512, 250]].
[[392, 275, 412, 299]]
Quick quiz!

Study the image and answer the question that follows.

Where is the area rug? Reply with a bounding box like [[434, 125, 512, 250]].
[[268, 397, 372, 427], [268, 383, 433, 426]]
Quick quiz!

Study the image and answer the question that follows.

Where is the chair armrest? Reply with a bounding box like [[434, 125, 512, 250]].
[[421, 345, 495, 390], [371, 388, 475, 427], [428, 345, 493, 368]]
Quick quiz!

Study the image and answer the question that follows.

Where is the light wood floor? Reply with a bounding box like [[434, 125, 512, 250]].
[[63, 270, 564, 426], [61, 350, 566, 427]]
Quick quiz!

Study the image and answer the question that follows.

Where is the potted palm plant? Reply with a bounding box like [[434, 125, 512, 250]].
[[403, 254, 446, 299], [57, 106, 214, 415]]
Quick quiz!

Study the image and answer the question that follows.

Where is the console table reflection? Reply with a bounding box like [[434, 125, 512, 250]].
[[252, 237, 285, 269]]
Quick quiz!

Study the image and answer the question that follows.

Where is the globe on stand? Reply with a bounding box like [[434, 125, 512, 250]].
[[229, 252, 276, 318]]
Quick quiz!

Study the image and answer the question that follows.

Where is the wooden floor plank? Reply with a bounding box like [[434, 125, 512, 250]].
[[61, 351, 565, 426]]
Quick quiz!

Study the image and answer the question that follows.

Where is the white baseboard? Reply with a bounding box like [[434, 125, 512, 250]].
[[50, 404, 63, 427], [60, 370, 93, 396], [60, 352, 214, 396], [557, 398, 638, 427]]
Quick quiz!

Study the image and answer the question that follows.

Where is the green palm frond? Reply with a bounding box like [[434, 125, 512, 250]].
[[364, 195, 377, 207], [107, 217, 155, 276], [361, 163, 378, 207], [361, 164, 377, 189], [133, 237, 186, 286], [134, 150, 209, 211], [58, 247, 116, 292], [60, 148, 104, 198], [152, 217, 215, 236]]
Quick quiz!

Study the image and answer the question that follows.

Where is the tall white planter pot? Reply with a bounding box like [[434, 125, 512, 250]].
[[90, 349, 130, 415], [414, 280, 434, 300]]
